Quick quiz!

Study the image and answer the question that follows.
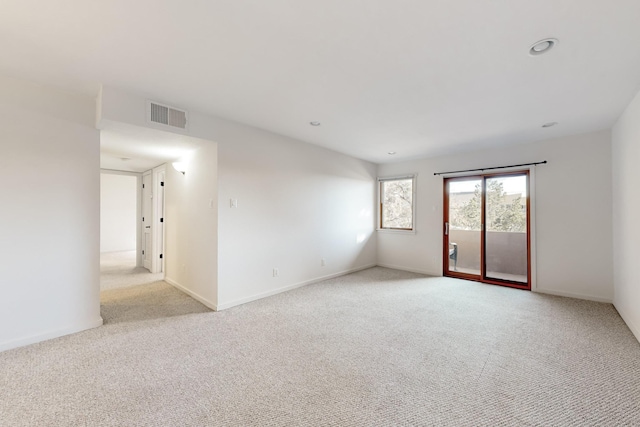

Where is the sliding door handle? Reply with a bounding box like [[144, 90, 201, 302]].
[[444, 222, 449, 235]]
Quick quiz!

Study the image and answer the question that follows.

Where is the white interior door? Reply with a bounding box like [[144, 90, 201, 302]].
[[142, 171, 152, 271]]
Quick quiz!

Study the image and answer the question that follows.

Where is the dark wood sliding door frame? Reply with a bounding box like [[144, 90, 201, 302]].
[[443, 170, 531, 291]]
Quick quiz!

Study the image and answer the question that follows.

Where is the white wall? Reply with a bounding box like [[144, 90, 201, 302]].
[[0, 75, 102, 352], [213, 127, 377, 309], [612, 89, 640, 341], [98, 86, 378, 310], [377, 130, 613, 302], [100, 172, 138, 253], [164, 143, 219, 308]]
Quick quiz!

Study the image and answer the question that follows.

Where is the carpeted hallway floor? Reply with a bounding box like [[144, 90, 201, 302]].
[[100, 250, 164, 291], [1, 267, 639, 426]]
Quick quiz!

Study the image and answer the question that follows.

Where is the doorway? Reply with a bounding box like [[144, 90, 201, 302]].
[[100, 170, 163, 291], [443, 171, 530, 290]]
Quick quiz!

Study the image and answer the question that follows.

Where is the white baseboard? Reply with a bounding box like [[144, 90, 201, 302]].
[[614, 303, 640, 344], [0, 317, 103, 353], [376, 265, 614, 305], [164, 277, 217, 311], [535, 287, 613, 303], [216, 264, 377, 311], [376, 263, 439, 277]]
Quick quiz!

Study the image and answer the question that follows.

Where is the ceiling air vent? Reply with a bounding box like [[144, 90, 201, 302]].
[[147, 101, 188, 130]]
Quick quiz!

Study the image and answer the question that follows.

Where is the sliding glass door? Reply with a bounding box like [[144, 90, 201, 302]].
[[484, 175, 528, 284], [445, 178, 482, 278], [444, 171, 530, 289]]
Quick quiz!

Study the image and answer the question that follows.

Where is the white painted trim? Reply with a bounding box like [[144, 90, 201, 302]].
[[164, 277, 217, 311], [381, 262, 612, 304], [100, 168, 142, 177], [376, 229, 417, 235], [378, 174, 417, 182], [377, 174, 417, 233], [0, 317, 103, 353], [534, 288, 613, 303], [614, 303, 640, 344], [382, 260, 611, 307], [136, 174, 143, 268], [96, 85, 103, 128], [142, 169, 153, 272], [216, 264, 377, 311], [376, 263, 438, 277], [152, 164, 166, 274]]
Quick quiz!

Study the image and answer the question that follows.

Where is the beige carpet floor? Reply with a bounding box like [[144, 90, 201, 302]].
[[1, 267, 639, 426], [100, 250, 164, 291]]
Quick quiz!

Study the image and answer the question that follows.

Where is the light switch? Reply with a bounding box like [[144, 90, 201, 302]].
[[230, 198, 238, 208]]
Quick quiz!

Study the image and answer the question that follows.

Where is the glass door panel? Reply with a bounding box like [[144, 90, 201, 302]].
[[446, 179, 482, 276], [484, 175, 528, 284]]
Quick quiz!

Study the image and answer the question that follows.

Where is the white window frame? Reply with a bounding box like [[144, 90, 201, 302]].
[[377, 174, 417, 234]]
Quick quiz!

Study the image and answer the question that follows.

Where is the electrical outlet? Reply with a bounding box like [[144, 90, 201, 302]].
[[321, 258, 326, 267], [273, 268, 279, 277]]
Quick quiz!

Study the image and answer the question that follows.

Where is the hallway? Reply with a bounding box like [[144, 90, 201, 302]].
[[100, 250, 163, 291], [100, 250, 209, 324]]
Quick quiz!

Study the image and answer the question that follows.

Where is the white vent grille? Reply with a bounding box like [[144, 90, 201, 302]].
[[148, 101, 188, 130]]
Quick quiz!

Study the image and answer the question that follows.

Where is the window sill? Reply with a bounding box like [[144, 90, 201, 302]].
[[376, 228, 416, 235]]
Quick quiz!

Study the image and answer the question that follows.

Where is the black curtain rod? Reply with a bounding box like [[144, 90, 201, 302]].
[[433, 161, 547, 176]]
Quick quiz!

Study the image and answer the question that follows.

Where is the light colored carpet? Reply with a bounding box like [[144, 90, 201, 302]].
[[101, 281, 212, 325], [1, 267, 639, 426], [100, 250, 164, 291]]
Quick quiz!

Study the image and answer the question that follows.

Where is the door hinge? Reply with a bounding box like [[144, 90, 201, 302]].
[[142, 250, 145, 255], [142, 216, 145, 222], [160, 218, 164, 223], [142, 184, 145, 188], [161, 181, 164, 187], [159, 254, 163, 259]]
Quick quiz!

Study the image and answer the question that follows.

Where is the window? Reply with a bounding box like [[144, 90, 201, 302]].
[[379, 176, 415, 231]]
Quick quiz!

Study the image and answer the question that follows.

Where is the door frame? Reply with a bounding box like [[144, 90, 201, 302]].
[[151, 164, 166, 274], [142, 170, 153, 271], [443, 169, 534, 291]]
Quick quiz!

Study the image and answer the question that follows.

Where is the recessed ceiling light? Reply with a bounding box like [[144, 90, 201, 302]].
[[529, 38, 558, 56], [388, 151, 396, 155], [542, 122, 558, 128], [310, 121, 321, 126]]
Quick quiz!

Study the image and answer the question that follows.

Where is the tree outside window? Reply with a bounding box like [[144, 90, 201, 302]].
[[379, 177, 414, 230], [451, 179, 526, 232]]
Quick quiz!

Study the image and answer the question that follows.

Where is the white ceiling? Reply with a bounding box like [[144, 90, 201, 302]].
[[100, 122, 203, 173], [2, 0, 640, 164]]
